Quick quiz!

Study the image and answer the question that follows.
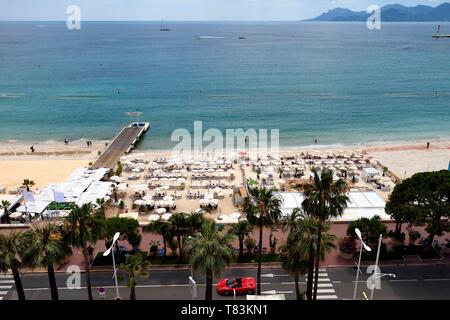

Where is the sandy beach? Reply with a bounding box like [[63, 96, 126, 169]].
[[0, 139, 448, 192]]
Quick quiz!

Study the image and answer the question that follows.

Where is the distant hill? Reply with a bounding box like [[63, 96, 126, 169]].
[[310, 3, 450, 22]]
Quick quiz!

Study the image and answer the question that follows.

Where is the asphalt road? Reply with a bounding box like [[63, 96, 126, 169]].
[[2, 264, 450, 300]]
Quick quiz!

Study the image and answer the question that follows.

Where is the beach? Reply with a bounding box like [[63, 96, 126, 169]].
[[1, 139, 448, 193]]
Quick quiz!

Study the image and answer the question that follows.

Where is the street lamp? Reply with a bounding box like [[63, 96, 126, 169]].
[[103, 232, 121, 300], [353, 228, 371, 300]]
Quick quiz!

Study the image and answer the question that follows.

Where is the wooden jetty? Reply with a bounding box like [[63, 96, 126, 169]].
[[91, 122, 150, 169]]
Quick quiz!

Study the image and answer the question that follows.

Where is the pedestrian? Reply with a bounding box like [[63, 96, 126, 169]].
[[30, 145, 35, 153], [86, 140, 89, 147], [315, 139, 318, 144], [427, 142, 430, 149]]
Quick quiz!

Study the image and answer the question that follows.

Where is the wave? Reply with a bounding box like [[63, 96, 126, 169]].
[[53, 95, 106, 100], [0, 93, 23, 99], [195, 36, 225, 39]]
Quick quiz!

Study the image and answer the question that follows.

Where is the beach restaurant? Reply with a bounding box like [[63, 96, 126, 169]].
[[14, 167, 111, 220], [277, 190, 391, 222]]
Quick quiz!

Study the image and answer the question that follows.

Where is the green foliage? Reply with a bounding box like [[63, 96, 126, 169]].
[[115, 161, 123, 177], [347, 215, 387, 247], [244, 237, 256, 251], [22, 179, 35, 191], [386, 170, 450, 243], [104, 217, 140, 248], [0, 232, 26, 272], [408, 230, 421, 242], [119, 253, 149, 300], [339, 237, 357, 254], [149, 241, 160, 256]]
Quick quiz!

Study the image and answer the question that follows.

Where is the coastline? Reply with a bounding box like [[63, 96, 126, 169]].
[[0, 138, 448, 191]]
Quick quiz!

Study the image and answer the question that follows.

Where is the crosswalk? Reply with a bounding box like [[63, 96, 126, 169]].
[[315, 269, 338, 300], [0, 273, 14, 300]]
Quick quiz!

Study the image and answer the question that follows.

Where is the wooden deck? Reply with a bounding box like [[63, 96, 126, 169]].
[[91, 123, 149, 169]]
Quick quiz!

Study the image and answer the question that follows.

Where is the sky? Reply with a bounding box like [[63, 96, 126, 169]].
[[0, 0, 447, 21]]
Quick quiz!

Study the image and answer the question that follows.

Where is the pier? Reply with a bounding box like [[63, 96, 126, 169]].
[[91, 122, 150, 169]]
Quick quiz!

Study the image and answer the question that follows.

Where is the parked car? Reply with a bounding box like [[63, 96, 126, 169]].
[[216, 277, 256, 296]]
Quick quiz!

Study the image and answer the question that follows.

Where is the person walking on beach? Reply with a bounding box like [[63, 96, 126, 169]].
[[64, 138, 69, 145], [30, 145, 35, 153], [427, 142, 430, 149]]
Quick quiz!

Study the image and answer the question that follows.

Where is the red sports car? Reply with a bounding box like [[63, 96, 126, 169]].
[[216, 277, 256, 295]]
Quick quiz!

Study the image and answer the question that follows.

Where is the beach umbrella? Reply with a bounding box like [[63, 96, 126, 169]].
[[156, 208, 167, 214], [148, 214, 160, 222], [230, 212, 241, 219], [155, 200, 165, 208], [163, 195, 173, 202], [133, 184, 148, 192], [161, 213, 172, 221], [145, 199, 155, 206], [134, 200, 145, 206], [160, 185, 170, 190]]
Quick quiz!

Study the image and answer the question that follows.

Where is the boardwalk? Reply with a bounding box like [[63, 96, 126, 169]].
[[92, 123, 149, 169]]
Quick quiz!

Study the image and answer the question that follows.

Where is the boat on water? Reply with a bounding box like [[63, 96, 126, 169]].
[[160, 20, 171, 32], [238, 36, 246, 40], [432, 25, 450, 39]]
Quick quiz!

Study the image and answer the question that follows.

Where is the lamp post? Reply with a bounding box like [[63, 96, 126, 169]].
[[103, 232, 121, 300], [353, 228, 371, 300], [370, 234, 382, 300]]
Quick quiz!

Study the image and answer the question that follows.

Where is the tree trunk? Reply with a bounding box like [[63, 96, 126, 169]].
[[313, 222, 323, 300], [11, 266, 25, 301], [294, 271, 301, 300], [47, 264, 59, 300], [5, 211, 11, 224], [162, 234, 167, 257], [306, 242, 315, 300], [130, 281, 136, 300], [83, 247, 93, 300], [177, 232, 183, 258], [205, 271, 213, 300], [239, 235, 244, 258], [395, 221, 402, 234], [427, 233, 435, 251], [256, 224, 263, 295]]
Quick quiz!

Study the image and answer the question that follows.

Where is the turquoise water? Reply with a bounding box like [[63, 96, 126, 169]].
[[0, 21, 449, 149]]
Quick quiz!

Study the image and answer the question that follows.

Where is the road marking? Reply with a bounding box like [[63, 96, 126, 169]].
[[389, 279, 418, 282], [333, 281, 342, 284], [0, 286, 12, 289], [424, 279, 450, 281], [316, 295, 338, 300], [0, 291, 8, 295], [0, 275, 13, 279], [317, 283, 333, 288], [281, 282, 306, 285], [317, 278, 331, 282], [317, 289, 335, 294], [319, 269, 326, 272], [0, 280, 15, 284], [0, 297, 3, 300], [318, 273, 328, 277]]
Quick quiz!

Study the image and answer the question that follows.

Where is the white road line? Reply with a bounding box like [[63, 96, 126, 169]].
[[0, 297, 3, 300], [316, 295, 338, 300], [318, 273, 328, 277], [277, 291, 294, 294], [317, 289, 336, 294], [333, 281, 342, 284], [281, 282, 306, 285], [389, 279, 419, 282], [317, 283, 333, 288], [424, 279, 450, 281], [0, 280, 15, 284], [319, 269, 326, 272], [318, 278, 331, 282], [0, 286, 12, 289], [0, 291, 8, 295]]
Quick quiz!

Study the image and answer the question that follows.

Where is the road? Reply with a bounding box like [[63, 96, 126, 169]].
[[2, 265, 450, 300]]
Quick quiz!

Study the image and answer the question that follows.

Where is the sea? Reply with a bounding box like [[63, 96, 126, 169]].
[[0, 21, 449, 150]]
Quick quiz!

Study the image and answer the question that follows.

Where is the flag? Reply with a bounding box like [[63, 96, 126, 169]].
[[53, 190, 65, 203], [23, 191, 35, 203]]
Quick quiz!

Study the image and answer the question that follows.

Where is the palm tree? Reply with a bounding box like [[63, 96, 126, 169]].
[[244, 184, 282, 295], [0, 232, 26, 300], [22, 179, 35, 191], [119, 253, 149, 300], [229, 219, 253, 259], [22, 223, 70, 300], [279, 214, 336, 300], [169, 212, 189, 258], [301, 168, 348, 300], [1, 200, 11, 224], [186, 219, 235, 300], [143, 220, 171, 257], [62, 204, 105, 300], [187, 211, 206, 235]]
